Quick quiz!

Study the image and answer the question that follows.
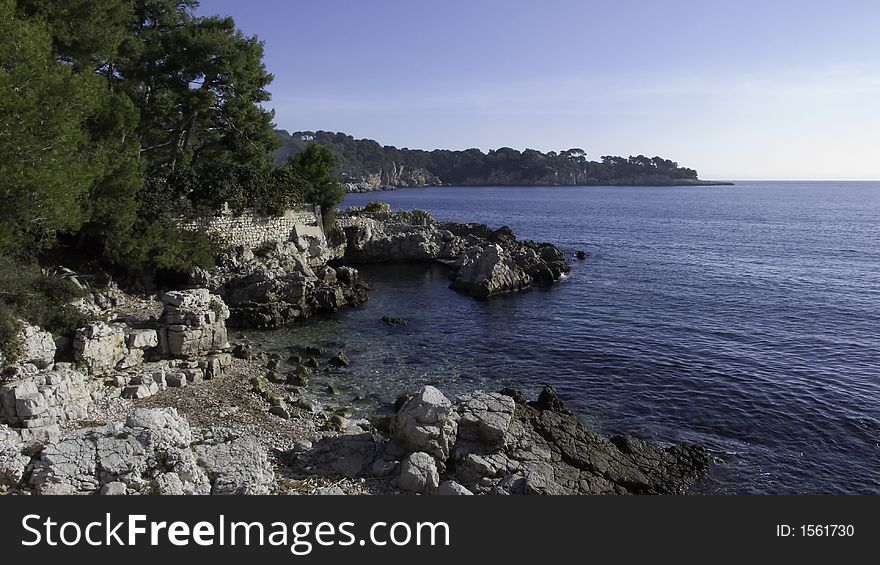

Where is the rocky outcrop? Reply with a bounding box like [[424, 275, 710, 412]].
[[337, 209, 571, 299], [448, 386, 710, 495], [8, 322, 56, 369], [0, 364, 92, 443], [0, 424, 29, 492], [392, 385, 459, 462], [398, 451, 439, 493], [158, 290, 229, 358], [193, 243, 367, 329], [450, 244, 532, 298], [287, 385, 709, 495], [73, 322, 127, 375], [344, 164, 441, 192], [26, 408, 274, 495]]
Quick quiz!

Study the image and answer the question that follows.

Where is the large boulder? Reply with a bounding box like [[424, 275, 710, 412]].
[[450, 244, 532, 298], [455, 391, 516, 449], [193, 432, 275, 495], [73, 322, 127, 375], [9, 322, 56, 369], [398, 452, 439, 494], [159, 290, 230, 357], [392, 385, 459, 462]]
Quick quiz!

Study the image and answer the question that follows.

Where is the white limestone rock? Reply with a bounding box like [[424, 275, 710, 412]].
[[0, 424, 30, 491], [73, 322, 128, 375], [392, 385, 459, 462], [455, 391, 516, 449], [127, 329, 159, 350], [193, 434, 274, 495], [12, 322, 56, 369], [437, 480, 474, 495], [398, 451, 439, 494]]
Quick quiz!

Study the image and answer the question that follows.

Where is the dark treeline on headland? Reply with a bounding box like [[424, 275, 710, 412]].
[[275, 130, 727, 190]]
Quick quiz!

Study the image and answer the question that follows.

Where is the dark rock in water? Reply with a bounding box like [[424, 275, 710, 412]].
[[294, 397, 319, 413], [336, 266, 358, 284], [306, 346, 326, 356], [303, 357, 320, 369], [266, 371, 284, 384], [266, 358, 280, 371], [287, 354, 302, 364], [326, 383, 341, 395], [394, 393, 414, 412], [499, 387, 527, 404], [576, 250, 587, 260], [381, 316, 408, 326], [328, 352, 351, 367], [232, 343, 256, 360], [326, 414, 349, 431], [529, 385, 575, 416], [337, 209, 571, 300], [286, 366, 312, 387]]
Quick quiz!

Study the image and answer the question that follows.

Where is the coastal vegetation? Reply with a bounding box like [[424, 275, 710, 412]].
[[0, 0, 342, 340], [275, 130, 711, 189]]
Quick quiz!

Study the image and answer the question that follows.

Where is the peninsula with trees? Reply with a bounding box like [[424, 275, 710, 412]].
[[275, 130, 732, 191]]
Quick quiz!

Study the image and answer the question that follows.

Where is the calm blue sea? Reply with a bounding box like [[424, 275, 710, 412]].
[[259, 182, 880, 494]]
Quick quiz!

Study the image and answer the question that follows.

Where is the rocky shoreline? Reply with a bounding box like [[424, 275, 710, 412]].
[[0, 208, 712, 495]]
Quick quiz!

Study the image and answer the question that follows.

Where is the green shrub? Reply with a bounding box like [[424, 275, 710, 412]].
[[0, 254, 88, 356], [363, 201, 392, 214]]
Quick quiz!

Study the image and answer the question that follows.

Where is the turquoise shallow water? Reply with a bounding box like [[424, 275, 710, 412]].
[[256, 182, 880, 494]]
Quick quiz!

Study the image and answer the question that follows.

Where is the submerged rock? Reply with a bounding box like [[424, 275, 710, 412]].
[[381, 316, 408, 326], [328, 352, 351, 367]]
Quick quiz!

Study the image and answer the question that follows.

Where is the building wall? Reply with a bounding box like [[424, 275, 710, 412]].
[[176, 206, 324, 250]]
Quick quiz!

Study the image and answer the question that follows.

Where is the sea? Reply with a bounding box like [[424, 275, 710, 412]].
[[251, 181, 880, 494]]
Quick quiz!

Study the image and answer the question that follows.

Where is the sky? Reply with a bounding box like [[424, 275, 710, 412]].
[[198, 0, 880, 180]]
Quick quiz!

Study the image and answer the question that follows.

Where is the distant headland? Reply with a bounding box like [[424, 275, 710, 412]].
[[275, 130, 734, 192]]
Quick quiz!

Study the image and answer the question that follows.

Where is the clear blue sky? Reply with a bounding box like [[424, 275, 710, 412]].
[[199, 0, 880, 180]]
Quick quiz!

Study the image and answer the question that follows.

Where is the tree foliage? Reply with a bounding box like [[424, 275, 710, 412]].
[[276, 130, 701, 187], [288, 142, 346, 227], [1, 0, 338, 280], [0, 0, 103, 250]]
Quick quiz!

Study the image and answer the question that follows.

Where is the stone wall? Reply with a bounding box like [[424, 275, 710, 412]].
[[176, 205, 325, 250]]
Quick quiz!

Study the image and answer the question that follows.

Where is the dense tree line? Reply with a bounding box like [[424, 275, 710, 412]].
[[0, 0, 343, 348], [276, 130, 701, 187]]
